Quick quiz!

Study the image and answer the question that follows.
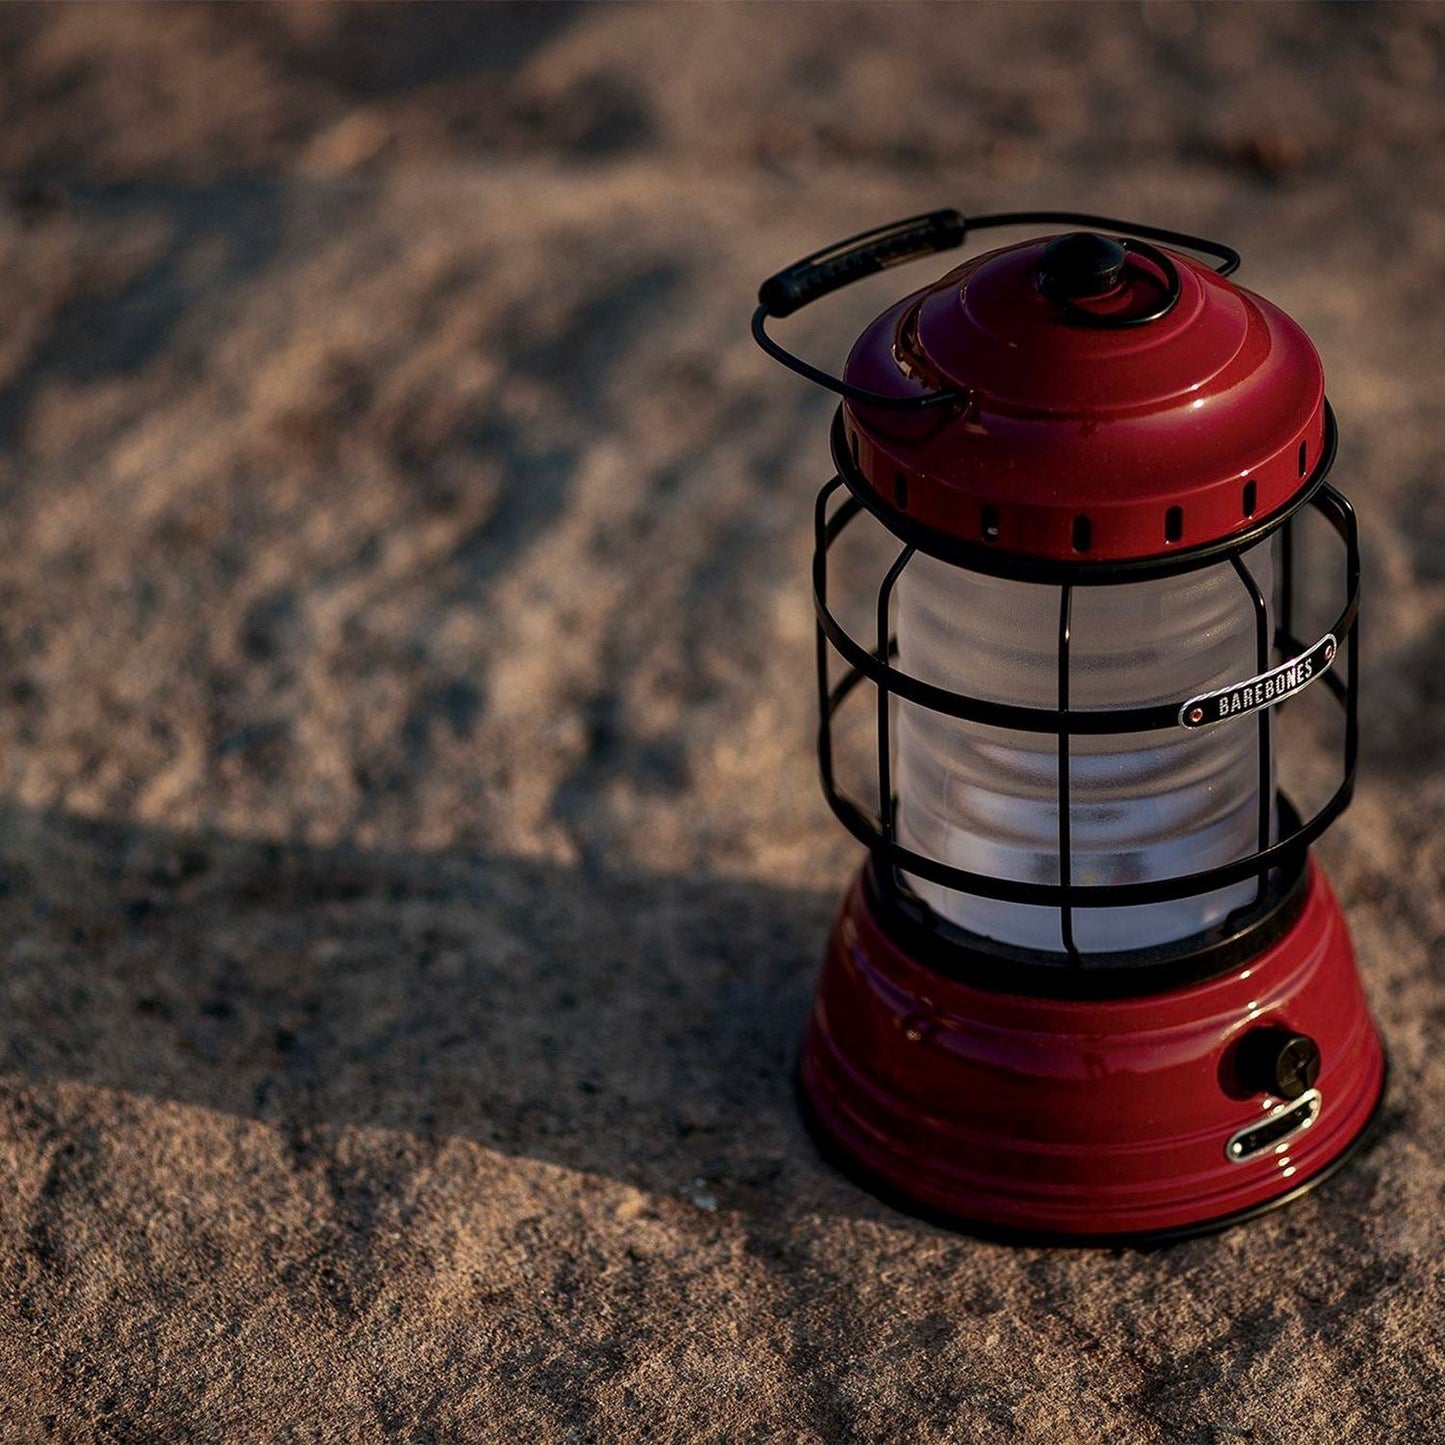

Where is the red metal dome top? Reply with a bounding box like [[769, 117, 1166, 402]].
[[837, 232, 1326, 564]]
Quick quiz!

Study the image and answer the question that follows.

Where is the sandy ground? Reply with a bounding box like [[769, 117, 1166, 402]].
[[0, 2, 1441, 1440]]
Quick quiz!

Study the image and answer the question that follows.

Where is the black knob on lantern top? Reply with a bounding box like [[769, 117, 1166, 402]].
[[1039, 232, 1128, 301], [1236, 1027, 1322, 1101]]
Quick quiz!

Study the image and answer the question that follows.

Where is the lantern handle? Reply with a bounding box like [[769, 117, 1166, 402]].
[[753, 208, 1242, 410], [969, 211, 1241, 277], [753, 208, 972, 411], [758, 208, 969, 319]]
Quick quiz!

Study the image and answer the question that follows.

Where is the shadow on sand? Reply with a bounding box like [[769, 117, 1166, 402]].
[[0, 804, 852, 1216]]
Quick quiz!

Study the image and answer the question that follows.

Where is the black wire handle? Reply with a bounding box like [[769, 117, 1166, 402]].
[[752, 208, 1242, 411]]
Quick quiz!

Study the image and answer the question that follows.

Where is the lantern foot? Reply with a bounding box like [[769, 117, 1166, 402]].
[[798, 860, 1387, 1243]]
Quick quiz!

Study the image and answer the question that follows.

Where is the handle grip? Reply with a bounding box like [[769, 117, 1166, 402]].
[[757, 209, 968, 318]]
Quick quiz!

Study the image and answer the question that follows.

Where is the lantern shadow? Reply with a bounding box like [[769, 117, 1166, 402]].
[[0, 804, 840, 1210]]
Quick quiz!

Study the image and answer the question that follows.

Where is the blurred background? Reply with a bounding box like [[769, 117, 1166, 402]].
[[0, 4, 1440, 1438]]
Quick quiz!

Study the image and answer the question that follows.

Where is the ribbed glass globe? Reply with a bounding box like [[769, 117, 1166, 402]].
[[895, 542, 1276, 954]]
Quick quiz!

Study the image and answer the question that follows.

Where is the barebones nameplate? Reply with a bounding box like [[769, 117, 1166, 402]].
[[1178, 634, 1337, 730]]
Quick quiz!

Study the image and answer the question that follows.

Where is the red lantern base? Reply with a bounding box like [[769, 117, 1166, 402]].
[[799, 860, 1386, 1243]]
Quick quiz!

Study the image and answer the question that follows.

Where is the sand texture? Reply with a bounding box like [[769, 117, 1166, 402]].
[[0, 3, 1441, 1440]]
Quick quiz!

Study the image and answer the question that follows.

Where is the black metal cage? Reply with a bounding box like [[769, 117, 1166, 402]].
[[815, 402, 1360, 989]]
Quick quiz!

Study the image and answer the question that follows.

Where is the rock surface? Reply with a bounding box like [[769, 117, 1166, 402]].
[[0, 3, 1440, 1439]]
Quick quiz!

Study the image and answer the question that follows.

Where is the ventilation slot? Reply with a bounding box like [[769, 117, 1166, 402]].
[[981, 506, 999, 543], [894, 472, 908, 510], [1165, 506, 1184, 544], [1072, 515, 1092, 554], [1298, 440, 1307, 477], [1242, 480, 1257, 518]]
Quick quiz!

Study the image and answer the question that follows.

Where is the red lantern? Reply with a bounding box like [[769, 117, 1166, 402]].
[[754, 210, 1386, 1241]]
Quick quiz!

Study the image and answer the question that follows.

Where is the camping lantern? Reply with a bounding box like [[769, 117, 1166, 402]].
[[753, 209, 1386, 1241]]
